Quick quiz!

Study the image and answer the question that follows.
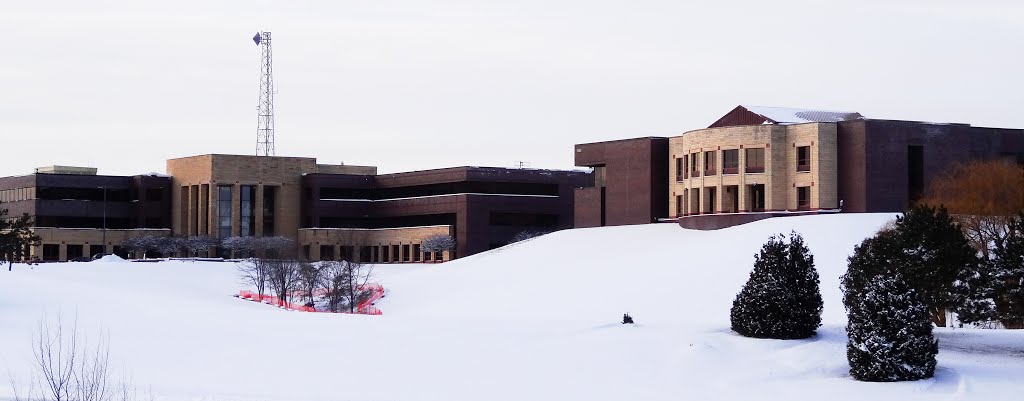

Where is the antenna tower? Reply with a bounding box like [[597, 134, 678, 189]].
[[253, 31, 275, 156]]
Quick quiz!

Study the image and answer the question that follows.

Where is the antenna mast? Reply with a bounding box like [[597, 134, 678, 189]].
[[253, 31, 275, 156]]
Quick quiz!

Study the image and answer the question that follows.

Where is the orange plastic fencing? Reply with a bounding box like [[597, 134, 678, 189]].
[[239, 285, 384, 315]]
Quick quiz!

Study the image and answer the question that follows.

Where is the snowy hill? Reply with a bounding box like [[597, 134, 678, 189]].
[[2, 213, 1022, 401]]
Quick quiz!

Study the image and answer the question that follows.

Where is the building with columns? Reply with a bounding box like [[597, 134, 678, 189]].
[[575, 105, 1024, 230], [1, 154, 590, 263]]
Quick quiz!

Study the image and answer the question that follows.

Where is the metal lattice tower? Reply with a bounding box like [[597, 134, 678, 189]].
[[253, 31, 275, 156]]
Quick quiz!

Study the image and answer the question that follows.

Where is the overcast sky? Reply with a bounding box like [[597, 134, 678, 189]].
[[3, 0, 1022, 177]]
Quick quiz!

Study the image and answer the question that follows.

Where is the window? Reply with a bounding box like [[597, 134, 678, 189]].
[[240, 185, 256, 237], [676, 195, 683, 217], [146, 188, 163, 202], [320, 245, 335, 261], [690, 152, 700, 177], [263, 187, 275, 236], [745, 148, 765, 173], [675, 157, 684, 181], [722, 150, 739, 174], [217, 186, 232, 239], [683, 155, 689, 179], [797, 146, 810, 172], [413, 244, 421, 262], [797, 187, 810, 210], [704, 151, 716, 176], [42, 244, 59, 261]]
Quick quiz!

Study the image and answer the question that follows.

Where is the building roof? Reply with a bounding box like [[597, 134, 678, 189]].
[[708, 105, 863, 128], [740, 105, 863, 124]]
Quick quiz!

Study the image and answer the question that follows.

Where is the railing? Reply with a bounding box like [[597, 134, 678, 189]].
[[690, 170, 700, 177], [797, 164, 810, 172], [722, 166, 739, 175], [704, 168, 716, 176]]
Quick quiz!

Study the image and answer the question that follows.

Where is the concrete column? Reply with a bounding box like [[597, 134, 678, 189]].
[[188, 185, 198, 236], [198, 184, 209, 236], [59, 243, 67, 262], [231, 184, 241, 237], [310, 242, 321, 261], [254, 184, 265, 237]]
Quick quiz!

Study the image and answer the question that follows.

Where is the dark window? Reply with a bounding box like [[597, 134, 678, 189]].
[[317, 181, 559, 200], [690, 153, 700, 177], [217, 186, 232, 239], [146, 188, 163, 202], [381, 246, 390, 262], [908, 146, 924, 205], [797, 187, 811, 210], [144, 218, 162, 228], [675, 157, 684, 181], [359, 246, 371, 263], [676, 195, 683, 216], [320, 245, 335, 261], [66, 245, 84, 259], [240, 185, 256, 237], [392, 245, 400, 262], [434, 251, 443, 262], [704, 187, 716, 213], [722, 150, 739, 174], [340, 246, 354, 261], [262, 186, 275, 235], [704, 151, 716, 176], [745, 148, 765, 173], [89, 245, 105, 258], [413, 244, 421, 262], [43, 244, 60, 261], [402, 245, 411, 262], [797, 146, 810, 172]]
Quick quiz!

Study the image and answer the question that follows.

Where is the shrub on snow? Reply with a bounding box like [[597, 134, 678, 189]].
[[730, 232, 823, 339], [844, 270, 938, 381]]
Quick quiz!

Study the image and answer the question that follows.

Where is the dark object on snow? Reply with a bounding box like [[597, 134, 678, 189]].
[[731, 232, 822, 339], [622, 313, 634, 324], [303, 301, 315, 308]]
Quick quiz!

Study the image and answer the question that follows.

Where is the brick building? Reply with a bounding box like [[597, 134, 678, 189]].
[[0, 166, 172, 261], [575, 105, 1024, 229], [0, 155, 590, 262]]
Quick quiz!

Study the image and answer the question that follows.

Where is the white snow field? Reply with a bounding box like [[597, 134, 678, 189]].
[[2, 213, 1022, 401]]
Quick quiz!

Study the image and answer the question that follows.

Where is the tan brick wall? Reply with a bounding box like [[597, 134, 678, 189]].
[[297, 225, 453, 263], [166, 154, 379, 241], [30, 228, 170, 261], [667, 123, 839, 215]]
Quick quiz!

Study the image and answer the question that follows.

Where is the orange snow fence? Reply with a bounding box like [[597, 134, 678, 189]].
[[239, 284, 384, 315]]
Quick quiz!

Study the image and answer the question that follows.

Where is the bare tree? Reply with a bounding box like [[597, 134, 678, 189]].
[[509, 229, 550, 244], [296, 261, 323, 304], [321, 260, 375, 313], [221, 236, 255, 259], [421, 234, 455, 253], [237, 258, 270, 299], [266, 259, 301, 307], [12, 314, 149, 401], [154, 237, 184, 258], [183, 236, 218, 257]]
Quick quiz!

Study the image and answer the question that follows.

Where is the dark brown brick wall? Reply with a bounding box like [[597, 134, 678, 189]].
[[838, 120, 1024, 213], [303, 167, 591, 258], [573, 187, 603, 228], [574, 137, 669, 226]]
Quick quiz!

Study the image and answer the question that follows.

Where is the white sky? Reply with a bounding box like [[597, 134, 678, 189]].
[[2, 0, 1023, 177]]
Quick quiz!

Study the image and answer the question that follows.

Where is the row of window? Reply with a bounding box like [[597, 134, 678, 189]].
[[0, 187, 35, 203], [674, 146, 811, 181], [671, 185, 811, 215], [213, 185, 277, 238], [308, 243, 448, 263]]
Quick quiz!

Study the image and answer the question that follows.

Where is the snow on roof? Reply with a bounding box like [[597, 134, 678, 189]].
[[741, 105, 863, 124]]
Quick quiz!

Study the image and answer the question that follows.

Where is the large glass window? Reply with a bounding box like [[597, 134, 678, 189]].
[[723, 150, 739, 174], [690, 152, 700, 177], [745, 148, 765, 173], [263, 186, 275, 236], [240, 185, 256, 237], [704, 151, 717, 176], [797, 146, 811, 172], [217, 186, 232, 239], [675, 157, 684, 181], [797, 186, 811, 210]]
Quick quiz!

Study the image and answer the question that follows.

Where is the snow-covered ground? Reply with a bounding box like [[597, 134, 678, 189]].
[[1, 214, 1022, 401]]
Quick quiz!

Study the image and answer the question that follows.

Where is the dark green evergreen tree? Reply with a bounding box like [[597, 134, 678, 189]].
[[844, 270, 938, 381], [0, 203, 40, 270], [731, 232, 823, 339], [992, 215, 1024, 328]]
